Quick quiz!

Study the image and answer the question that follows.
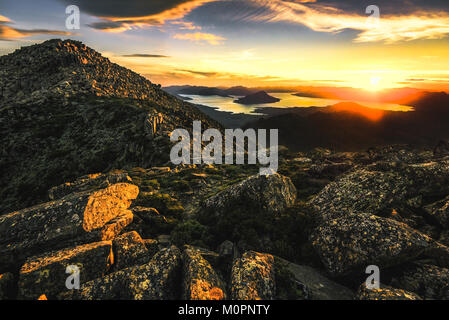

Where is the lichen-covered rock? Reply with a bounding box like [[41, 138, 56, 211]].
[[393, 263, 449, 299], [59, 246, 182, 300], [0, 183, 138, 272], [231, 251, 276, 300], [143, 239, 159, 257], [203, 173, 296, 217], [49, 172, 132, 200], [424, 196, 449, 228], [0, 273, 14, 300], [357, 283, 422, 300], [18, 241, 113, 299], [182, 246, 226, 300], [311, 213, 448, 276], [112, 231, 150, 270], [276, 258, 354, 300], [310, 162, 449, 221]]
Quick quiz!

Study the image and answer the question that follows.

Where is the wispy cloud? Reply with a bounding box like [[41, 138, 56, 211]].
[[79, 0, 217, 32], [245, 0, 449, 43], [0, 16, 77, 41], [173, 32, 225, 45], [121, 53, 170, 58]]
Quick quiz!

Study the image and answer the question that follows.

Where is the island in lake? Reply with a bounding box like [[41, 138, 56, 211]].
[[234, 91, 281, 105]]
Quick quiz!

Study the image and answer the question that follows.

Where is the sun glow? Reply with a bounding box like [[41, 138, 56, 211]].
[[369, 76, 382, 91]]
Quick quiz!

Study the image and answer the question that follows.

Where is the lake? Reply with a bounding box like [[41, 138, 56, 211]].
[[180, 92, 413, 115]]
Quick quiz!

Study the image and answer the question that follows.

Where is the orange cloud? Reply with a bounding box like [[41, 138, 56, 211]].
[[90, 0, 216, 32], [0, 24, 76, 40], [248, 0, 449, 43], [173, 32, 226, 45]]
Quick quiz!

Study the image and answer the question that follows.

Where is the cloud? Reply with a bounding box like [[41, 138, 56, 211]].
[[239, 0, 449, 43], [0, 20, 76, 41], [62, 0, 217, 32], [173, 32, 225, 44], [177, 69, 218, 77], [122, 54, 170, 58]]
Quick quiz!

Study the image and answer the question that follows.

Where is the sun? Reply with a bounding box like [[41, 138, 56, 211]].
[[369, 76, 382, 91]]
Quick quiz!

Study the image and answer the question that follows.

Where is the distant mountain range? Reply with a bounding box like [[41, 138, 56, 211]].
[[163, 85, 294, 98], [244, 93, 449, 151]]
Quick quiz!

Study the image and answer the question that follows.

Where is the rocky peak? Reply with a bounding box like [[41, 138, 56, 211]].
[[0, 39, 162, 106]]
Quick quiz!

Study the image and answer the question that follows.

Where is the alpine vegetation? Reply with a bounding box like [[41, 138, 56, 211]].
[[170, 121, 279, 175]]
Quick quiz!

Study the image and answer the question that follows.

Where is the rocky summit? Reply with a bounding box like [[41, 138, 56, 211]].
[[2, 40, 449, 301], [0, 39, 220, 213]]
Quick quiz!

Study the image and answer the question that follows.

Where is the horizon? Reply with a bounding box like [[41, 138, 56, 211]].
[[1, 0, 449, 94]]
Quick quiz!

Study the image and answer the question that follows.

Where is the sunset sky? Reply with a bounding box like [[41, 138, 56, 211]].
[[1, 0, 449, 91]]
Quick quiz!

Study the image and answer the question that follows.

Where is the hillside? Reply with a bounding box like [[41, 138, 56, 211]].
[[0, 39, 221, 213], [234, 91, 280, 105]]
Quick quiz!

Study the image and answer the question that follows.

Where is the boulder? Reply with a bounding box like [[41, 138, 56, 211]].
[[143, 239, 159, 257], [311, 213, 449, 276], [59, 246, 182, 300], [18, 241, 113, 299], [0, 273, 14, 300], [231, 251, 276, 300], [357, 283, 421, 300], [310, 162, 449, 221], [276, 258, 354, 300], [203, 173, 296, 217], [112, 231, 150, 271], [424, 196, 449, 228], [393, 263, 449, 299], [0, 183, 138, 272], [182, 246, 227, 300]]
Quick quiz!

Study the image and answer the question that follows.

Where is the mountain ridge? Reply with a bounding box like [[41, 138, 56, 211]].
[[0, 39, 221, 213]]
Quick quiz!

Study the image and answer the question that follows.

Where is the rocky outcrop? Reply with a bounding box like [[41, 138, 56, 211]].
[[182, 246, 227, 300], [0, 273, 14, 300], [18, 241, 113, 299], [59, 246, 182, 300], [112, 231, 151, 271], [276, 258, 354, 300], [231, 251, 276, 300], [0, 183, 138, 272], [310, 162, 449, 221], [203, 173, 296, 217], [357, 283, 422, 300], [0, 39, 221, 214], [424, 196, 449, 228], [310, 213, 449, 276], [393, 263, 449, 299], [145, 112, 164, 138]]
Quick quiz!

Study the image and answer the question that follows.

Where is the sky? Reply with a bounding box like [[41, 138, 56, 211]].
[[1, 0, 449, 91]]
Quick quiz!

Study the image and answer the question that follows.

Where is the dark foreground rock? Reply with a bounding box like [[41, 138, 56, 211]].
[[18, 241, 113, 299], [183, 245, 227, 300], [276, 258, 354, 300], [310, 162, 449, 221], [0, 183, 138, 272], [112, 231, 151, 271], [59, 246, 182, 300], [311, 213, 449, 276], [357, 283, 422, 300], [202, 173, 296, 217], [393, 263, 449, 299], [0, 273, 14, 300], [231, 251, 276, 300]]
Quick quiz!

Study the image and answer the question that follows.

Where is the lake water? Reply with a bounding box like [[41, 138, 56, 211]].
[[180, 92, 413, 115]]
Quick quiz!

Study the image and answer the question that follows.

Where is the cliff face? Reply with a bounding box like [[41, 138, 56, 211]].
[[0, 39, 220, 214]]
